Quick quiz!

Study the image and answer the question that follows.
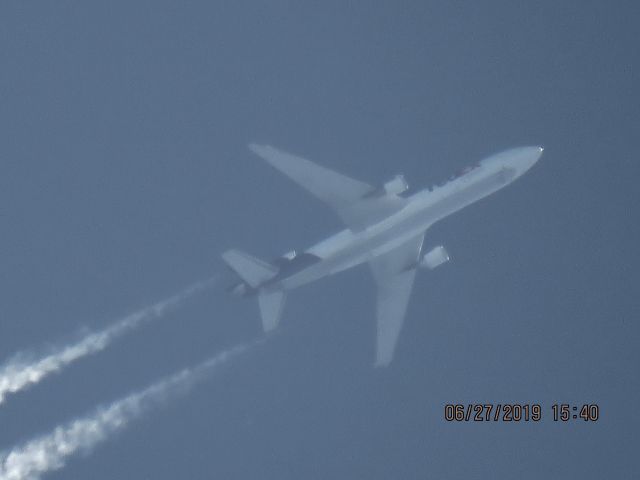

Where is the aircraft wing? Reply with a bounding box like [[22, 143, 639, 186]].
[[369, 233, 424, 366], [249, 144, 407, 231]]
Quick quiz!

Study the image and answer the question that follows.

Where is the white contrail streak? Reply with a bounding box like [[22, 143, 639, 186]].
[[0, 277, 218, 405], [0, 342, 251, 480]]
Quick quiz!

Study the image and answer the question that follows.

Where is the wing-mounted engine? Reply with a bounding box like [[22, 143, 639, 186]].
[[364, 174, 408, 199], [419, 245, 450, 270], [383, 175, 408, 195], [281, 250, 297, 260]]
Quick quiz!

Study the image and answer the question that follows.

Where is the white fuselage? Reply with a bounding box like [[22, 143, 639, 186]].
[[271, 147, 543, 292]]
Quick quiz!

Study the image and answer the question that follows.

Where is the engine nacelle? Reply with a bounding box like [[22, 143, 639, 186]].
[[419, 246, 450, 270], [363, 174, 409, 199], [282, 250, 297, 260], [383, 175, 408, 195]]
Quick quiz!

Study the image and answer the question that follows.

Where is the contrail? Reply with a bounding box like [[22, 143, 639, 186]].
[[0, 277, 218, 406], [0, 341, 252, 480]]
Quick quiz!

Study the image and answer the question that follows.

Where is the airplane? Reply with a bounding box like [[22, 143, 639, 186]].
[[222, 144, 543, 366]]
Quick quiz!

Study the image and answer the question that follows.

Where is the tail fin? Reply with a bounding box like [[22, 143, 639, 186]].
[[221, 249, 277, 288]]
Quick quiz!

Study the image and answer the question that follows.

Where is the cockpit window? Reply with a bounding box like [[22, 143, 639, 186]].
[[433, 162, 481, 189], [454, 162, 480, 178]]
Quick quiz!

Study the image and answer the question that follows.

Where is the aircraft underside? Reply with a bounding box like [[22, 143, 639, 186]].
[[223, 144, 543, 365]]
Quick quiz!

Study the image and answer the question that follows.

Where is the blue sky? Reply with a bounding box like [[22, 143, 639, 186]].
[[1, 1, 638, 478]]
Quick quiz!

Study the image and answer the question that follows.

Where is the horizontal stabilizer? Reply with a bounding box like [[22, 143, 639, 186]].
[[258, 290, 286, 332], [222, 249, 277, 288]]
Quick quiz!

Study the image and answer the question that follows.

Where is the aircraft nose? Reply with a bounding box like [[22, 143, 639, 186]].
[[480, 146, 543, 179], [515, 146, 543, 175]]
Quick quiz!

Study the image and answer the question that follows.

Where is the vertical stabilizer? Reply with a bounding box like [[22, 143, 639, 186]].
[[258, 290, 286, 332]]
